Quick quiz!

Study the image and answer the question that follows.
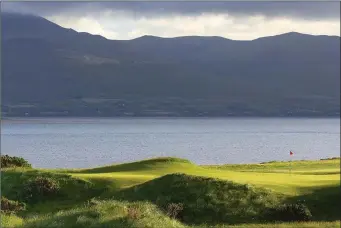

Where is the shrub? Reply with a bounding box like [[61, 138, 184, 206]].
[[320, 157, 340, 161], [1, 155, 31, 168], [127, 206, 142, 220], [264, 203, 312, 222], [23, 176, 61, 202], [1, 197, 26, 213], [166, 203, 183, 219]]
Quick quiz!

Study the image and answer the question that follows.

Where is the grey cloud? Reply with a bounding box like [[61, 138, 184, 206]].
[[1, 1, 340, 20]]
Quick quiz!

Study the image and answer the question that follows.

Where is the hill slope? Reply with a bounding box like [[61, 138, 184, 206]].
[[2, 12, 340, 117]]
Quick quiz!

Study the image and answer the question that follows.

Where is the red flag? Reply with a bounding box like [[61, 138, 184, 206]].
[[290, 151, 293, 156]]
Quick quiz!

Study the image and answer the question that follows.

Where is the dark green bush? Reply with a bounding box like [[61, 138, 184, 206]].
[[1, 196, 26, 213], [1, 155, 31, 168], [23, 176, 61, 203], [264, 203, 312, 222]]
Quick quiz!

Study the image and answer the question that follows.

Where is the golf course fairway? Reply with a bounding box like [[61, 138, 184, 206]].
[[1, 157, 340, 228]]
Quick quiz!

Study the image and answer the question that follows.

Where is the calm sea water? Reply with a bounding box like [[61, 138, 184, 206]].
[[1, 118, 340, 168]]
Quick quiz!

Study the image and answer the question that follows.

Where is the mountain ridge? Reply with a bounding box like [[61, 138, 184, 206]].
[[1, 12, 340, 117], [3, 11, 339, 41]]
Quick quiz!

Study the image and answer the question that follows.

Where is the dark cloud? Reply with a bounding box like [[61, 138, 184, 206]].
[[1, 1, 340, 20]]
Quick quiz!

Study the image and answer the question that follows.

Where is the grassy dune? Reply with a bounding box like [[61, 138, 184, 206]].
[[1, 157, 340, 228], [68, 157, 339, 195]]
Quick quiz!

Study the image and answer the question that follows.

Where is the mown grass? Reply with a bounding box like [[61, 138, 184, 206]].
[[206, 158, 340, 174], [1, 157, 340, 228], [74, 157, 195, 174]]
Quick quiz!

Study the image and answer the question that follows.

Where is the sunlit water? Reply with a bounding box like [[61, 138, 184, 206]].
[[1, 118, 339, 168]]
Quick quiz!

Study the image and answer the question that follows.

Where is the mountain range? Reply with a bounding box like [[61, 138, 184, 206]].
[[1, 12, 340, 117]]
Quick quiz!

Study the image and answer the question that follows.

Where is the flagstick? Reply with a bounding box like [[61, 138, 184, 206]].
[[289, 150, 293, 175]]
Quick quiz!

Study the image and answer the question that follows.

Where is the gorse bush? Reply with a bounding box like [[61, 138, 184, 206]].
[[1, 196, 26, 213], [166, 203, 184, 219], [264, 203, 312, 222], [1, 155, 31, 168], [23, 176, 61, 203]]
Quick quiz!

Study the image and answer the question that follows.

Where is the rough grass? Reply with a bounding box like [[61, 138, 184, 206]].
[[1, 157, 340, 228], [1, 214, 24, 228], [12, 200, 185, 228], [1, 169, 105, 214], [2, 200, 339, 228], [206, 221, 341, 228], [117, 173, 282, 224], [287, 185, 340, 221]]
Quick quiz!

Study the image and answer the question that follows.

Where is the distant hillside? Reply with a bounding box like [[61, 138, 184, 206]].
[[1, 12, 340, 117]]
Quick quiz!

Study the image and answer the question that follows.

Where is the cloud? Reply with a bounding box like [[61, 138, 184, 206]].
[[47, 12, 340, 40], [2, 2, 340, 20], [2, 2, 340, 40]]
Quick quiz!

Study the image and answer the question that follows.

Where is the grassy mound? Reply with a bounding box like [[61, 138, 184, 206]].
[[68, 157, 201, 191], [117, 173, 282, 225], [75, 157, 194, 174], [1, 169, 105, 212]]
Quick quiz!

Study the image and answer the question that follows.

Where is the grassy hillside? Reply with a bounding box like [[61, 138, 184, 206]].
[[67, 157, 339, 195], [117, 173, 281, 224], [1, 156, 340, 227]]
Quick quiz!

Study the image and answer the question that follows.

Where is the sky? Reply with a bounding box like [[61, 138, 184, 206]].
[[2, 1, 340, 40]]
